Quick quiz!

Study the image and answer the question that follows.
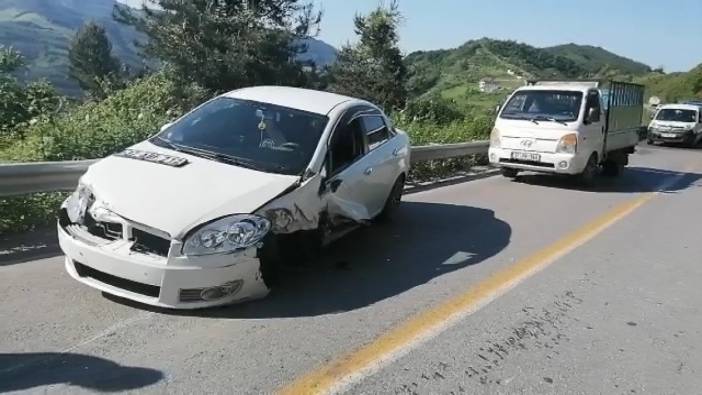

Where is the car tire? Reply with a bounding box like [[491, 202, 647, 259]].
[[577, 154, 599, 185], [376, 175, 405, 222], [501, 168, 519, 179]]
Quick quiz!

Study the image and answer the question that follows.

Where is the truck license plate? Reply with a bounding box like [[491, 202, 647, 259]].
[[511, 151, 541, 162]]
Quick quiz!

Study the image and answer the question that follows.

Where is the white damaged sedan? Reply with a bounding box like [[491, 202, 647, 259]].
[[58, 86, 410, 309]]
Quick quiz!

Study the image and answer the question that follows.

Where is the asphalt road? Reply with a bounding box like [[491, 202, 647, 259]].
[[1, 144, 701, 394]]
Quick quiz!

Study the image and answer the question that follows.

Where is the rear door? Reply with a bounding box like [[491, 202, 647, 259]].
[[356, 112, 400, 216]]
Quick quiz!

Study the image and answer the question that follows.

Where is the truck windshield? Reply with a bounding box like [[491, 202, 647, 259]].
[[152, 97, 328, 176], [501, 90, 583, 122], [656, 109, 697, 123]]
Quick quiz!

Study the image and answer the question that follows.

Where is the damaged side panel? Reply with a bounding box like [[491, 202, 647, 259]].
[[257, 174, 373, 235]]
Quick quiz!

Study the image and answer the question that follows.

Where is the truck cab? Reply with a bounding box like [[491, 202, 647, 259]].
[[489, 80, 644, 181], [647, 103, 702, 146]]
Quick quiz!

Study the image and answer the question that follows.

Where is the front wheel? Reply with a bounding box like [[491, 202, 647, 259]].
[[577, 154, 599, 185]]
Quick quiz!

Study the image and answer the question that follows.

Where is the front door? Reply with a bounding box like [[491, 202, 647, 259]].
[[582, 89, 605, 158]]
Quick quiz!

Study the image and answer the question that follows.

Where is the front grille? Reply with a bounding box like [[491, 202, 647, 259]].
[[73, 261, 160, 298], [500, 159, 555, 168], [131, 229, 171, 257]]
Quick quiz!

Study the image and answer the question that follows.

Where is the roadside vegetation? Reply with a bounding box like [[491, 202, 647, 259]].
[[1, 0, 701, 235]]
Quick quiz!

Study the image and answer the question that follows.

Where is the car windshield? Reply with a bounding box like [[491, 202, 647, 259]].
[[656, 109, 697, 123], [152, 97, 328, 176], [501, 90, 583, 122]]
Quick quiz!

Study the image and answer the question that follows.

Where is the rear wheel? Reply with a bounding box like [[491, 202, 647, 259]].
[[376, 175, 405, 222], [501, 168, 519, 179]]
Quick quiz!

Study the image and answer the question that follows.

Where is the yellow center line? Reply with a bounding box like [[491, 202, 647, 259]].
[[278, 172, 687, 395]]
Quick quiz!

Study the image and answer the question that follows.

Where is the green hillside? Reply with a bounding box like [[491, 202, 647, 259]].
[[404, 38, 667, 114], [635, 65, 702, 102], [0, 0, 144, 96], [544, 43, 652, 77]]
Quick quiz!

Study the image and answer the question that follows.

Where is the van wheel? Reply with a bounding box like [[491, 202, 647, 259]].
[[376, 175, 405, 222], [578, 154, 599, 185], [501, 168, 519, 179]]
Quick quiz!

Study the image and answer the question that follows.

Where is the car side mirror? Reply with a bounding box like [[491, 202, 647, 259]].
[[160, 122, 174, 132]]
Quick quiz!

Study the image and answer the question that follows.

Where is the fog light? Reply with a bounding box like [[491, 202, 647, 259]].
[[180, 280, 244, 303], [200, 280, 244, 301], [558, 161, 569, 169]]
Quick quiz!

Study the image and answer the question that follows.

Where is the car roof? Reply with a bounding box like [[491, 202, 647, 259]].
[[223, 86, 360, 115], [658, 103, 701, 111]]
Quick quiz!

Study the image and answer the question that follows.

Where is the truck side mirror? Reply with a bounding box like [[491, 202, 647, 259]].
[[586, 107, 600, 124]]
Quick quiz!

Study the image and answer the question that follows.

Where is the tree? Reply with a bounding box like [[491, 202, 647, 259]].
[[115, 0, 321, 93], [68, 21, 121, 99], [328, 1, 408, 111], [0, 46, 60, 140]]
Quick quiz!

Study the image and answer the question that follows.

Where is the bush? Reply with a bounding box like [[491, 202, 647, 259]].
[[399, 96, 464, 125], [0, 193, 68, 235], [1, 71, 207, 162], [397, 115, 493, 146]]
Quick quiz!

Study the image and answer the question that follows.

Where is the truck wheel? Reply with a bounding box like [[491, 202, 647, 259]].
[[577, 154, 599, 185], [501, 168, 519, 179]]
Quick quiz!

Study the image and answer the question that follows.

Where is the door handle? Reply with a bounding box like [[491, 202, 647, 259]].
[[364, 167, 374, 175]]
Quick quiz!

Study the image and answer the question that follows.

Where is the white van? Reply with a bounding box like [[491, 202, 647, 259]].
[[647, 103, 702, 146], [489, 81, 645, 182]]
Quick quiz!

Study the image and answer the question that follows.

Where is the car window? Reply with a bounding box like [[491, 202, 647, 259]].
[[328, 116, 365, 174], [153, 97, 327, 175], [361, 116, 391, 150]]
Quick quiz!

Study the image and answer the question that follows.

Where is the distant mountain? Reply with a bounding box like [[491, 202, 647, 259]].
[[297, 38, 338, 68], [544, 43, 652, 77], [0, 0, 338, 95], [0, 0, 144, 96]]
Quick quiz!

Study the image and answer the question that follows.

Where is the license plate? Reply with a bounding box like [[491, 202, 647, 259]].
[[511, 151, 541, 162], [661, 133, 677, 138]]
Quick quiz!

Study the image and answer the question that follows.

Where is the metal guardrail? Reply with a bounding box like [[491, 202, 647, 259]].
[[0, 141, 490, 197]]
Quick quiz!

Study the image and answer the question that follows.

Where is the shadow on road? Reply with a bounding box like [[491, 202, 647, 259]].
[[109, 201, 511, 318], [0, 227, 61, 267], [0, 352, 163, 393], [513, 167, 702, 194]]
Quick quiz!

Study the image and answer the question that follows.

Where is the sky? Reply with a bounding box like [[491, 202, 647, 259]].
[[118, 0, 702, 72]]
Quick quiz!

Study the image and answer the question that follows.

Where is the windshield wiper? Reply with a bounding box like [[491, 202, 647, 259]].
[[531, 116, 569, 126], [154, 137, 267, 171]]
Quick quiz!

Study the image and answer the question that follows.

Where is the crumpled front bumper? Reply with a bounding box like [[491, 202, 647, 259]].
[[58, 223, 270, 309]]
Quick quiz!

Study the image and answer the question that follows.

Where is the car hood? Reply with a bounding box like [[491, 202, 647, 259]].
[[82, 141, 300, 238]]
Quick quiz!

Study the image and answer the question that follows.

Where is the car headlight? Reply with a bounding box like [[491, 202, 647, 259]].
[[490, 127, 501, 148], [556, 133, 578, 154], [64, 184, 92, 224], [183, 214, 271, 256]]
